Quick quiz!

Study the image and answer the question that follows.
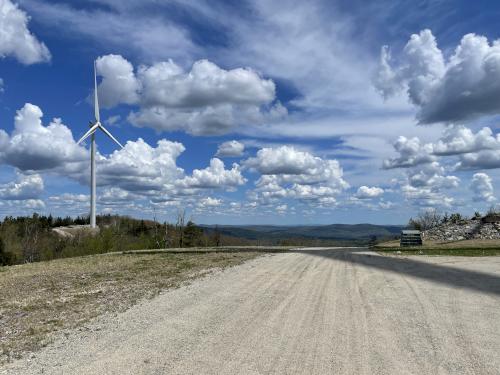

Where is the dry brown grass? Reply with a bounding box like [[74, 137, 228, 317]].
[[0, 251, 262, 364]]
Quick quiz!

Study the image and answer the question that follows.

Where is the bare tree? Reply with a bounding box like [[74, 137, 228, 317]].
[[22, 217, 41, 263], [213, 225, 221, 247], [176, 209, 186, 248], [152, 207, 161, 249], [408, 209, 442, 231]]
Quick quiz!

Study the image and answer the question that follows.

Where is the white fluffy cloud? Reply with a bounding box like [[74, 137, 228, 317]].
[[215, 140, 245, 158], [376, 30, 500, 124], [0, 103, 87, 171], [383, 136, 435, 169], [245, 146, 348, 204], [355, 186, 384, 199], [177, 158, 246, 190], [407, 162, 459, 189], [0, 172, 43, 200], [384, 124, 500, 171], [197, 197, 222, 208], [95, 55, 279, 135], [456, 150, 500, 170], [245, 146, 318, 175], [433, 125, 500, 155], [471, 173, 496, 203], [399, 162, 459, 208], [401, 184, 455, 208], [0, 0, 50, 64], [96, 54, 140, 108], [0, 104, 248, 209]]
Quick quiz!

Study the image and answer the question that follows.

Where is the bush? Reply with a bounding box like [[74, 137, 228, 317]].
[[0, 237, 14, 266]]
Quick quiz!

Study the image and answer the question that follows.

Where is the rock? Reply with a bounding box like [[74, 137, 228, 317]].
[[423, 218, 500, 242]]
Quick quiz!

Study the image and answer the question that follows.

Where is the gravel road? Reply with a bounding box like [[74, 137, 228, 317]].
[[3, 248, 500, 375]]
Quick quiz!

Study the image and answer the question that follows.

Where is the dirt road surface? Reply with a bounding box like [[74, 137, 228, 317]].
[[2, 248, 500, 375]]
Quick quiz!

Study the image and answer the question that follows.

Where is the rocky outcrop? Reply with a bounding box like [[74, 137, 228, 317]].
[[423, 218, 500, 241]]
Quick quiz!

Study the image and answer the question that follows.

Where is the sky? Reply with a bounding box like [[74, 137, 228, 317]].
[[1, 0, 500, 225]]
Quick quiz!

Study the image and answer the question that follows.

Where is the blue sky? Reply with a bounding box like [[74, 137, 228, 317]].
[[1, 0, 500, 224]]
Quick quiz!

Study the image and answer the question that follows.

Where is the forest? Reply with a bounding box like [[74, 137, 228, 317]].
[[0, 213, 226, 266]]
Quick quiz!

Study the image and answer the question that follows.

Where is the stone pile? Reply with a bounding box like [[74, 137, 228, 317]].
[[423, 218, 500, 241], [475, 222, 500, 240]]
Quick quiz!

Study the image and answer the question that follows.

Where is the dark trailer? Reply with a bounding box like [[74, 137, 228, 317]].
[[400, 230, 422, 247]]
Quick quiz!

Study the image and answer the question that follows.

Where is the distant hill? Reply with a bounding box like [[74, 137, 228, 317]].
[[201, 224, 403, 244]]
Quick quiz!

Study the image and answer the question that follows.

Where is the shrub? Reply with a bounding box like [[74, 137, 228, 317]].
[[0, 237, 14, 266]]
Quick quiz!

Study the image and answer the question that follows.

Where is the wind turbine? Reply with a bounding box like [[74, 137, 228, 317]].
[[77, 61, 125, 228]]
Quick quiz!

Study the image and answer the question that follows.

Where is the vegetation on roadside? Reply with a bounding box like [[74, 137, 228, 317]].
[[408, 207, 500, 231], [0, 213, 225, 266], [0, 251, 262, 364]]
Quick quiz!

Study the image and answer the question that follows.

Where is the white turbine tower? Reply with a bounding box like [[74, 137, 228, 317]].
[[77, 61, 124, 228]]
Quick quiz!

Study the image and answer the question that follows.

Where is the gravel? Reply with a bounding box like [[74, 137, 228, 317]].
[[2, 248, 500, 375]]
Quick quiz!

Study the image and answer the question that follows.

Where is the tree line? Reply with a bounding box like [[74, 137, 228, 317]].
[[0, 212, 224, 266]]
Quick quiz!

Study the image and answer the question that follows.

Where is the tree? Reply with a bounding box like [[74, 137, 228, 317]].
[[176, 210, 186, 248], [449, 213, 463, 224], [0, 237, 14, 266], [213, 225, 222, 247], [21, 215, 42, 263], [183, 221, 202, 247], [408, 209, 442, 231]]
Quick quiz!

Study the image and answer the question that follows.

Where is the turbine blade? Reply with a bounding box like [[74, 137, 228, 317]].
[[76, 123, 99, 145], [98, 123, 124, 149], [94, 60, 100, 123]]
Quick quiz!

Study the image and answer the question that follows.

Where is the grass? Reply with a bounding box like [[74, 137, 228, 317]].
[[0, 250, 265, 364], [375, 239, 500, 256]]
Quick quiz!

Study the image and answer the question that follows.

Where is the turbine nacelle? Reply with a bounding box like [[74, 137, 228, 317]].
[[76, 121, 124, 149]]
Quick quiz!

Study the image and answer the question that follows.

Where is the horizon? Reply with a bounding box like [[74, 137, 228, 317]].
[[1, 0, 500, 224]]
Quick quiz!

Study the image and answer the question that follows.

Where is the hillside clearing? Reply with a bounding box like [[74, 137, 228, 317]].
[[0, 251, 263, 364]]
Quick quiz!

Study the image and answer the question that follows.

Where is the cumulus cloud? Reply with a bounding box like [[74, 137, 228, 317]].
[[0, 103, 87, 171], [97, 138, 185, 193], [95, 55, 279, 135], [197, 197, 222, 208], [0, 172, 43, 200], [399, 162, 459, 208], [215, 140, 245, 158], [245, 146, 348, 204], [0, 0, 51, 64], [244, 146, 318, 175], [96, 54, 140, 108], [471, 173, 496, 202], [0, 103, 248, 211], [376, 29, 500, 124], [355, 186, 384, 199], [456, 150, 500, 170], [384, 123, 500, 171], [177, 158, 246, 190], [433, 125, 500, 155], [407, 162, 460, 189], [401, 184, 455, 208], [383, 136, 435, 169]]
